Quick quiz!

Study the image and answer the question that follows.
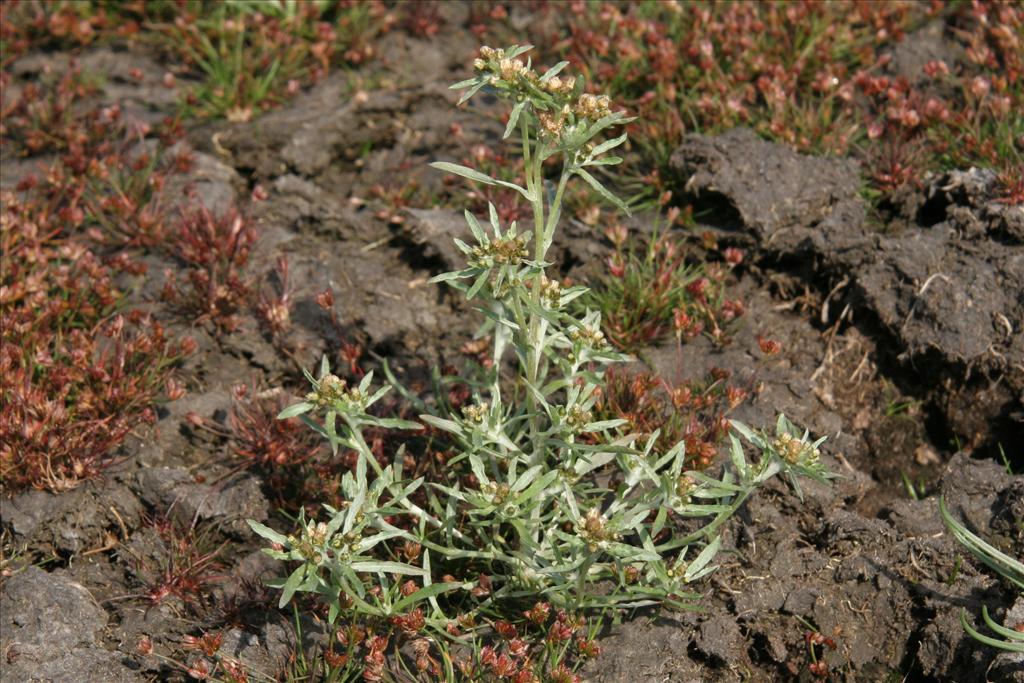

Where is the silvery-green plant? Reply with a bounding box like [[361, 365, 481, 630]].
[[249, 45, 835, 630]]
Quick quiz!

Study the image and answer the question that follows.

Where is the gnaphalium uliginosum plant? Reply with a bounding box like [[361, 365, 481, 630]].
[[249, 45, 836, 631]]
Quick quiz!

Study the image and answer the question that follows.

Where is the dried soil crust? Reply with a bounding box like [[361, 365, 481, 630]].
[[671, 127, 1024, 454], [2, 18, 1022, 683]]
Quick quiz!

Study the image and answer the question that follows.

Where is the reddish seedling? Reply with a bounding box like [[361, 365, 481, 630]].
[[162, 205, 257, 334]]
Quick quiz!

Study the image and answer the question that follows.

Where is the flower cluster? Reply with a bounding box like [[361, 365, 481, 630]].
[[306, 374, 356, 408], [468, 233, 530, 268], [457, 43, 627, 150], [568, 323, 606, 348], [773, 431, 821, 466], [577, 508, 619, 552]]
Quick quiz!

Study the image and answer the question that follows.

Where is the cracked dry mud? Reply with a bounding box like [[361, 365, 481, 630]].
[[2, 9, 1022, 683]]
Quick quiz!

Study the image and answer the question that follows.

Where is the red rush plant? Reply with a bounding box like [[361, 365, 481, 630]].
[[1, 62, 190, 249], [255, 255, 293, 344], [583, 228, 744, 352], [162, 205, 257, 334], [594, 366, 748, 471], [229, 384, 320, 472], [0, 63, 99, 156], [0, 193, 191, 493], [540, 2, 1022, 204], [125, 513, 227, 615]]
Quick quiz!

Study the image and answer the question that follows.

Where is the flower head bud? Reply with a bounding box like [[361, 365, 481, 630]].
[[574, 93, 613, 120], [577, 508, 616, 551], [469, 235, 529, 268], [462, 401, 489, 424], [564, 404, 592, 431], [675, 474, 695, 499], [539, 276, 562, 308], [569, 324, 606, 348], [772, 431, 820, 465], [481, 481, 510, 505], [538, 111, 565, 138], [499, 58, 527, 81], [306, 373, 347, 407]]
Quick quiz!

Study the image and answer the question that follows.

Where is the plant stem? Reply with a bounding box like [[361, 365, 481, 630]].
[[676, 462, 782, 545], [346, 420, 470, 543], [522, 119, 547, 469]]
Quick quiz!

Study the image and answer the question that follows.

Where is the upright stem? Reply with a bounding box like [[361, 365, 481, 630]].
[[521, 119, 547, 468]]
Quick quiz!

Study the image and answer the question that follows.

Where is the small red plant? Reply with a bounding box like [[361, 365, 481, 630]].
[[514, 2, 1022, 206], [0, 194, 190, 493], [593, 366, 745, 470], [452, 604, 598, 682], [803, 627, 839, 679], [162, 205, 257, 333], [255, 255, 293, 344], [584, 229, 743, 352], [229, 384, 320, 471], [129, 513, 227, 615]]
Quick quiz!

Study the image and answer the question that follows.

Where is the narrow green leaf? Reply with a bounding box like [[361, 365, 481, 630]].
[[420, 414, 463, 435], [280, 565, 308, 608], [368, 417, 422, 430], [430, 268, 479, 284], [488, 202, 501, 236], [466, 270, 490, 299], [355, 528, 409, 553], [684, 536, 722, 582], [509, 464, 543, 494], [506, 44, 533, 59], [504, 100, 526, 139], [328, 599, 340, 624], [583, 156, 623, 167], [729, 434, 748, 479], [430, 162, 498, 185], [457, 80, 487, 105], [247, 520, 289, 546], [582, 418, 629, 432], [575, 168, 631, 215], [589, 132, 628, 158], [539, 60, 569, 83], [278, 402, 313, 419], [730, 420, 762, 445], [493, 178, 534, 200], [365, 385, 390, 408], [586, 112, 636, 140], [391, 581, 467, 613], [512, 470, 559, 506], [299, 414, 328, 440], [465, 210, 486, 243], [982, 605, 1024, 642], [358, 370, 374, 394], [960, 608, 1024, 652], [351, 560, 428, 577]]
